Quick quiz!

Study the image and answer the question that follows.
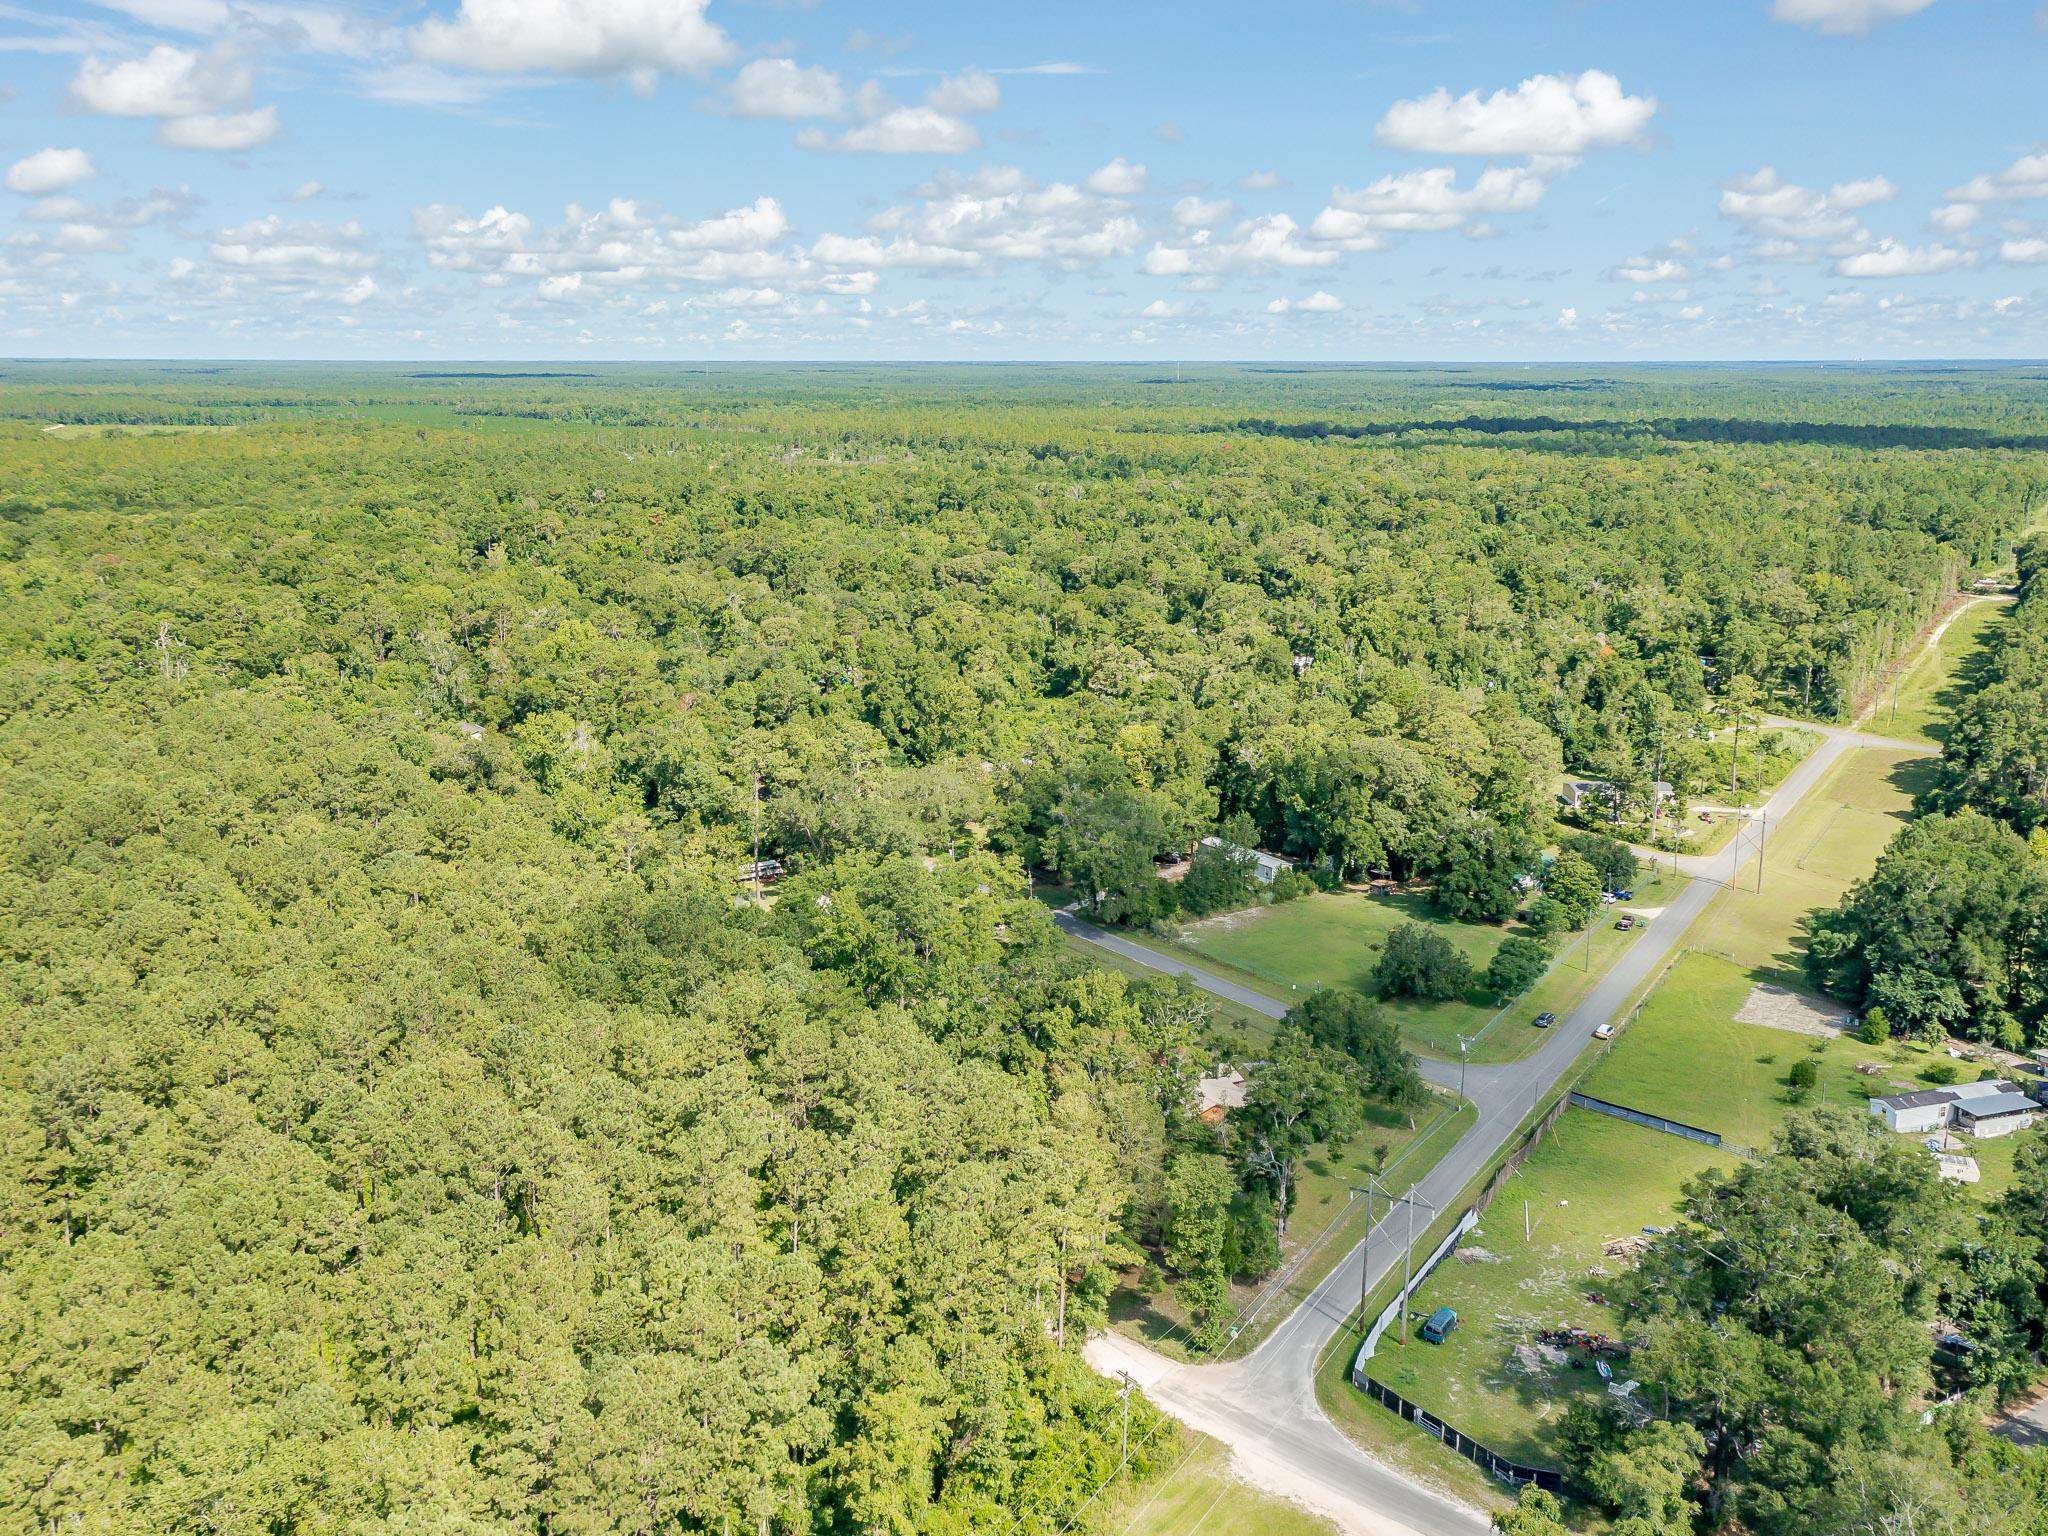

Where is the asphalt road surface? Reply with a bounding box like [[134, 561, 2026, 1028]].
[[1067, 723, 1935, 1534]]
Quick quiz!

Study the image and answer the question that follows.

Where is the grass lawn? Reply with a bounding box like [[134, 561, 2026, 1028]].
[[1359, 1110, 1729, 1468], [1112, 1096, 1477, 1361], [1104, 1435, 1336, 1536], [1584, 951, 1932, 1149], [1051, 921, 1275, 1039], [1689, 746, 1934, 988], [1142, 873, 1683, 1064], [1873, 596, 2014, 746]]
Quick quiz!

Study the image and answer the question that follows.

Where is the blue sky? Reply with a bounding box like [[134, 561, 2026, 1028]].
[[4, 0, 2047, 359]]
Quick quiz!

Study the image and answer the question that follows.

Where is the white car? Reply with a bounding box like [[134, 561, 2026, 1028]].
[[1593, 1022, 1615, 1040]]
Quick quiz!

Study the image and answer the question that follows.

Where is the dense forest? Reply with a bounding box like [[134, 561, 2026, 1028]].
[[1810, 537, 2048, 1048], [3, 363, 2045, 1534]]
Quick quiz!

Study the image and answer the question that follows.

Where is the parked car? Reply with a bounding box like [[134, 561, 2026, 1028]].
[[1421, 1307, 1459, 1344], [1593, 1022, 1615, 1040], [1615, 889, 1633, 901], [1614, 914, 1636, 931], [1533, 1011, 1556, 1029]]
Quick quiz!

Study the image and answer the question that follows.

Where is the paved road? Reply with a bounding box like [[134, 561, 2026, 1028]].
[[1069, 722, 1928, 1534]]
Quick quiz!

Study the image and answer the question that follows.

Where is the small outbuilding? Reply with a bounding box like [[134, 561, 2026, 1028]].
[[1196, 1070, 1248, 1126], [1196, 835, 1295, 886]]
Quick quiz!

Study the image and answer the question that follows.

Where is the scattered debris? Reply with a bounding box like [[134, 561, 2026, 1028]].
[[1601, 1233, 1653, 1260], [1456, 1245, 1503, 1264]]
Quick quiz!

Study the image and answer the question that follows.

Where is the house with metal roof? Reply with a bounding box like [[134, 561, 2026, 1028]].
[[1869, 1079, 2026, 1135]]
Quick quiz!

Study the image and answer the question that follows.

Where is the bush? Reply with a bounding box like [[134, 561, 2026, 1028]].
[[1787, 1058, 1819, 1102], [1373, 922, 1476, 1002], [1486, 934, 1551, 1001], [1271, 868, 1316, 903]]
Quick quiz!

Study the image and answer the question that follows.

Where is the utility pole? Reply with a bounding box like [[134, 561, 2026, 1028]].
[[1401, 1194, 1416, 1345], [1117, 1373, 1133, 1471], [1356, 1184, 1377, 1323], [1755, 810, 1768, 894]]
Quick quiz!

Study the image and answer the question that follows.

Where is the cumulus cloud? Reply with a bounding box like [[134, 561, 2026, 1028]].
[[1947, 151, 2048, 205], [6, 148, 96, 195], [70, 44, 278, 151], [727, 58, 845, 119], [1084, 157, 1148, 196], [1143, 213, 1336, 278], [1140, 298, 1183, 318], [1718, 166, 1894, 245], [159, 106, 279, 150], [408, 193, 899, 307], [1928, 202, 1978, 233], [798, 70, 998, 155], [2000, 238, 2048, 264], [1311, 164, 1549, 248], [1375, 70, 1655, 157], [412, 0, 734, 84], [1268, 290, 1344, 313], [1833, 238, 1971, 277], [1237, 169, 1286, 191], [72, 43, 252, 117], [1172, 194, 1233, 228], [1611, 255, 1687, 283], [847, 165, 1140, 268], [211, 213, 374, 273], [1771, 0, 1938, 35]]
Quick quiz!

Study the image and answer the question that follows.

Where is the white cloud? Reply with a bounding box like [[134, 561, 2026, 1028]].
[[1611, 255, 1687, 283], [210, 213, 374, 273], [6, 147, 96, 195], [1557, 306, 1579, 329], [1140, 298, 1183, 318], [1928, 202, 1977, 233], [1770, 0, 1938, 36], [1173, 194, 1233, 227], [1311, 164, 1549, 247], [1144, 213, 1336, 278], [1375, 70, 1655, 157], [796, 71, 997, 155], [412, 0, 734, 83], [728, 58, 845, 119], [1718, 166, 1894, 245], [71, 43, 252, 117], [158, 106, 279, 150], [1946, 151, 2048, 205], [925, 68, 999, 116], [1833, 238, 1971, 277], [1237, 169, 1285, 191], [1268, 289, 1344, 314], [2000, 238, 2048, 264], [849, 166, 1140, 268], [339, 274, 377, 304], [803, 106, 980, 155], [1084, 157, 1148, 196]]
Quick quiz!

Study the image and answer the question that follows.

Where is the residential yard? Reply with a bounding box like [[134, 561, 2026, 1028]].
[[1139, 872, 1682, 1064], [1584, 951, 1931, 1149], [1871, 596, 2014, 746], [1358, 1109, 1729, 1469], [1111, 1095, 1478, 1361], [1103, 1435, 1336, 1536]]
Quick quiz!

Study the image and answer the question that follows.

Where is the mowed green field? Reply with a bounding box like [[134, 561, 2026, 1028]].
[[1874, 596, 2014, 745], [1106, 1436, 1336, 1536], [1585, 951, 1928, 1149], [1162, 875, 1682, 1063], [1362, 1110, 1728, 1467], [1689, 746, 1933, 987]]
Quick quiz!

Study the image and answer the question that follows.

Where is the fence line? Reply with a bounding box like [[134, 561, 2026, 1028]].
[[1350, 1092, 1578, 1494], [1567, 1091, 1724, 1147]]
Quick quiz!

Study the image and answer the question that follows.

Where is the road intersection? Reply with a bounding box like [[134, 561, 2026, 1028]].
[[1065, 721, 1936, 1534]]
